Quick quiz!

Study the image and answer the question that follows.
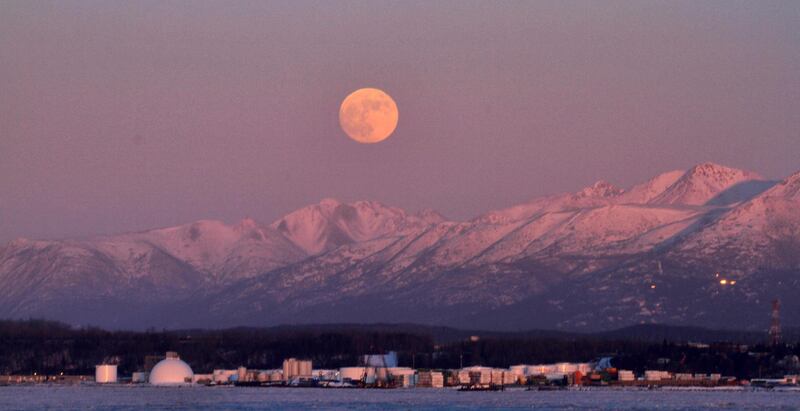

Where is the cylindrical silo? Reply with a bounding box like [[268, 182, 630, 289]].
[[95, 364, 118, 384]]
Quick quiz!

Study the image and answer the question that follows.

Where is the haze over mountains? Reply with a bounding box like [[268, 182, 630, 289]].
[[1, 162, 798, 331]]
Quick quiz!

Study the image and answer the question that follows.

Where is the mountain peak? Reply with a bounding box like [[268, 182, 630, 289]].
[[415, 208, 448, 224], [650, 162, 762, 206], [760, 169, 800, 200], [272, 199, 432, 255], [236, 217, 259, 231], [619, 170, 685, 204], [318, 198, 341, 208], [578, 180, 625, 198], [7, 165, 800, 331], [686, 162, 761, 180], [4, 237, 42, 249]]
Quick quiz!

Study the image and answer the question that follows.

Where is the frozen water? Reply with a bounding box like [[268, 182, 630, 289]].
[[0, 386, 798, 411]]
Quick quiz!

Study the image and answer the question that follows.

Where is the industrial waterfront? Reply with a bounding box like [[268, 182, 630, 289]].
[[2, 320, 799, 392], [3, 349, 798, 392], [1, 327, 799, 411]]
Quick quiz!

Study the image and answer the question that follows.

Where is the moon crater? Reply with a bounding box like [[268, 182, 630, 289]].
[[339, 88, 398, 144]]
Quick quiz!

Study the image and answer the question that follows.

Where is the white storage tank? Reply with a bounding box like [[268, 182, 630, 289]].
[[509, 365, 528, 377], [95, 364, 117, 384], [283, 358, 313, 380], [340, 367, 370, 382], [149, 353, 194, 385], [528, 365, 554, 375], [556, 363, 578, 373], [618, 370, 635, 382], [298, 360, 312, 377]]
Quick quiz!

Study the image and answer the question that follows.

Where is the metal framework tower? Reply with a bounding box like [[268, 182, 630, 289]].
[[769, 299, 781, 346]]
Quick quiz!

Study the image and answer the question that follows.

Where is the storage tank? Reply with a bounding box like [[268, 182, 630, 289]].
[[149, 353, 194, 385], [95, 364, 117, 384], [340, 367, 370, 382], [298, 360, 312, 377], [509, 365, 528, 377], [556, 363, 578, 373], [283, 358, 312, 380]]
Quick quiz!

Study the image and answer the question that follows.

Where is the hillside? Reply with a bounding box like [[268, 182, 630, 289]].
[[1, 162, 797, 332]]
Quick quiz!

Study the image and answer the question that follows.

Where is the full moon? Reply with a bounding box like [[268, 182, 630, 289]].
[[339, 88, 398, 144]]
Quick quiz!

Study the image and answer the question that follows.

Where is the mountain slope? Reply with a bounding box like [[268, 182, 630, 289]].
[[650, 162, 764, 206], [0, 163, 796, 331], [618, 170, 684, 204], [271, 199, 444, 255]]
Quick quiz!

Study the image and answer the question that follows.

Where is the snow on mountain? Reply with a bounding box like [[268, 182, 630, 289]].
[[576, 180, 625, 199], [476, 181, 625, 225], [421, 181, 629, 267], [497, 205, 703, 260], [674, 169, 800, 269], [551, 170, 800, 331], [618, 170, 685, 204], [649, 162, 764, 206], [458, 179, 701, 266], [2, 163, 799, 331], [92, 218, 306, 282], [271, 198, 442, 255], [414, 208, 448, 224], [762, 170, 800, 200], [0, 236, 204, 327]]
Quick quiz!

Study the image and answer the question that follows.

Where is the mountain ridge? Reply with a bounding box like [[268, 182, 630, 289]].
[[1, 162, 797, 331]]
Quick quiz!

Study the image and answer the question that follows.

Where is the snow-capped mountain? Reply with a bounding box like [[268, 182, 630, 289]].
[[271, 198, 443, 255], [617, 170, 685, 204], [1, 162, 796, 331], [649, 162, 764, 206]]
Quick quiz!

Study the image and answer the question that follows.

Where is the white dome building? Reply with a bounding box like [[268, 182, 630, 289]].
[[149, 352, 194, 385]]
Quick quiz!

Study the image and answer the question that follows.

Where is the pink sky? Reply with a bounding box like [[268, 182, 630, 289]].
[[1, 1, 799, 242]]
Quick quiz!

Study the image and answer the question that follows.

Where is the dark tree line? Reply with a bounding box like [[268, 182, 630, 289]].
[[0, 320, 797, 379]]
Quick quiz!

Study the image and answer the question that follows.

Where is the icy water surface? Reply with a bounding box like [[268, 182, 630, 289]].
[[1, 385, 799, 410]]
